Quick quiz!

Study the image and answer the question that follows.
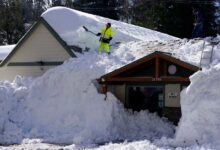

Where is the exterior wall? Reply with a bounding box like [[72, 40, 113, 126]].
[[108, 84, 126, 104], [6, 23, 70, 64], [0, 66, 54, 81], [165, 84, 181, 107], [0, 22, 72, 81]]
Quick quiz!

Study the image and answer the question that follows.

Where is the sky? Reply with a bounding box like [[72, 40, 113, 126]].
[[0, 6, 220, 150]]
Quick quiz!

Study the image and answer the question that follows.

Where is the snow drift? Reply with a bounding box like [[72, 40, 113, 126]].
[[174, 63, 220, 146], [0, 53, 174, 145]]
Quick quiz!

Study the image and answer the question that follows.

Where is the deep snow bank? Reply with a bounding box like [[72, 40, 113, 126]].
[[0, 53, 174, 145], [174, 63, 220, 146]]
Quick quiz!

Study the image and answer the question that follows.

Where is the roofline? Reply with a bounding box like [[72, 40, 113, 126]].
[[40, 18, 76, 58], [8, 61, 64, 66], [0, 17, 76, 67], [101, 51, 200, 79], [101, 52, 156, 78], [158, 51, 199, 71]]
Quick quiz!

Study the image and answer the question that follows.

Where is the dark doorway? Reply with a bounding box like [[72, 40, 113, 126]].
[[126, 85, 164, 116]]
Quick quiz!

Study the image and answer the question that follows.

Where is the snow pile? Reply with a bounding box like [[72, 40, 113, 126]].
[[111, 36, 220, 68], [0, 81, 23, 144], [175, 37, 220, 66], [0, 53, 174, 145], [174, 63, 220, 146], [0, 45, 15, 60]]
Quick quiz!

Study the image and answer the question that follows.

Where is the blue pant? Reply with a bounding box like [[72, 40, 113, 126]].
[[192, 23, 203, 38]]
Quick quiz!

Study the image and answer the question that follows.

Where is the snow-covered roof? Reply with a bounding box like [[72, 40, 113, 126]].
[[0, 45, 15, 60], [41, 7, 178, 50]]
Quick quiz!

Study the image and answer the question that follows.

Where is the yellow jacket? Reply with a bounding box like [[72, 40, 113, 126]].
[[100, 27, 114, 39]]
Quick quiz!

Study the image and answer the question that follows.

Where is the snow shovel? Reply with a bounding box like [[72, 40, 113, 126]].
[[83, 26, 97, 36], [109, 41, 121, 46]]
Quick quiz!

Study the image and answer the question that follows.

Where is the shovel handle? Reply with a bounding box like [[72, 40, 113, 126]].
[[82, 26, 97, 35], [83, 26, 88, 31]]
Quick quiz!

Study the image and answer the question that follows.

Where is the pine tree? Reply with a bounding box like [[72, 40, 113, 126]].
[[33, 0, 47, 20], [72, 0, 120, 20], [129, 0, 218, 38], [0, 0, 25, 45]]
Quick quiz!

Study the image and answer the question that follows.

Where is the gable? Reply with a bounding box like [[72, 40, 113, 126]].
[[118, 59, 155, 77], [114, 57, 195, 78], [0, 18, 76, 67], [100, 52, 199, 83], [10, 23, 70, 63]]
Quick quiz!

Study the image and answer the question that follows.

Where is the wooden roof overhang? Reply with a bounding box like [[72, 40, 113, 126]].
[[98, 51, 200, 85]]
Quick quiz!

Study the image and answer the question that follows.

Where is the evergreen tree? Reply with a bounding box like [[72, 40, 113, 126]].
[[216, 0, 220, 34], [72, 0, 121, 20], [52, 0, 61, 6], [130, 0, 218, 38], [63, 0, 74, 8], [33, 0, 48, 20], [0, 0, 25, 45], [22, 0, 34, 23]]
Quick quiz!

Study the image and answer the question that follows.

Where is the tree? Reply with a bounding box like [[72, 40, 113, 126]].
[[129, 0, 218, 38], [216, 0, 220, 34], [32, 0, 48, 20], [0, 0, 51, 45], [0, 0, 25, 45], [72, 0, 121, 20]]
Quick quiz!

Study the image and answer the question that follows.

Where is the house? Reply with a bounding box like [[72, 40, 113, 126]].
[[98, 51, 200, 123], [0, 17, 77, 81], [0, 7, 177, 81]]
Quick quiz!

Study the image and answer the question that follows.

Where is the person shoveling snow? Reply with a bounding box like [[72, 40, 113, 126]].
[[83, 23, 114, 54]]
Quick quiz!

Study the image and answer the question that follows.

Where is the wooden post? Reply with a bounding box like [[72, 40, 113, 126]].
[[101, 84, 107, 94], [101, 84, 108, 100], [155, 55, 160, 78], [164, 61, 167, 76]]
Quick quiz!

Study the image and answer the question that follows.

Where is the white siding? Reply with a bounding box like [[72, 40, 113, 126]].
[[0, 66, 54, 81], [7, 23, 71, 64]]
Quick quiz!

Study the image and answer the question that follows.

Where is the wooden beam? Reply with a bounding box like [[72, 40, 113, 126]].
[[106, 77, 153, 82], [101, 53, 156, 78], [161, 76, 189, 82], [155, 55, 160, 78], [164, 60, 167, 76], [105, 77, 190, 82]]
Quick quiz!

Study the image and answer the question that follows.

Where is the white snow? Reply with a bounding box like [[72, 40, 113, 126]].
[[0, 45, 15, 60], [174, 63, 220, 146], [0, 53, 174, 146], [41, 7, 177, 51], [0, 6, 220, 150]]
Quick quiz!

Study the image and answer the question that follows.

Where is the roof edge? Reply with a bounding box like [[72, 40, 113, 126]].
[[40, 17, 76, 58], [100, 51, 200, 79], [0, 20, 41, 66], [0, 17, 76, 67]]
